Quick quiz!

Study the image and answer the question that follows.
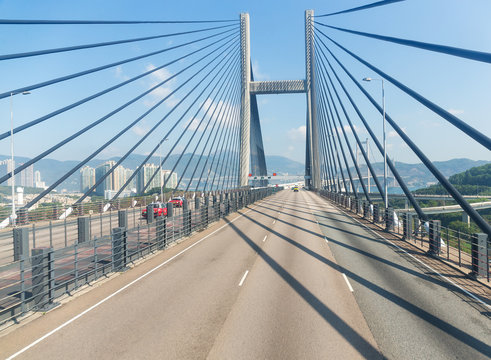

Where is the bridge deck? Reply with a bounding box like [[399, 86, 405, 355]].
[[0, 190, 489, 359]]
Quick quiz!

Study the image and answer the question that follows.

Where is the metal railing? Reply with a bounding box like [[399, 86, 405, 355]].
[[0, 187, 283, 326], [318, 190, 490, 282]]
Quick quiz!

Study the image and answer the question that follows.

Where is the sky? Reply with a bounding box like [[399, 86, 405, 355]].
[[0, 0, 490, 171]]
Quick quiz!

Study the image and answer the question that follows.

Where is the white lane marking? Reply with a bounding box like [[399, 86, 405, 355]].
[[336, 206, 491, 310], [325, 237, 329, 244], [263, 235, 268, 242], [342, 273, 354, 292], [273, 220, 276, 224], [5, 203, 265, 360], [238, 270, 249, 286]]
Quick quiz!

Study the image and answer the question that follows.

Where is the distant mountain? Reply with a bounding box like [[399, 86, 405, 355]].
[[0, 154, 487, 192], [351, 158, 490, 189], [265, 156, 304, 175]]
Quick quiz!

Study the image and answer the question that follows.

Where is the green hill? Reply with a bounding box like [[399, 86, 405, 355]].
[[414, 163, 491, 196]]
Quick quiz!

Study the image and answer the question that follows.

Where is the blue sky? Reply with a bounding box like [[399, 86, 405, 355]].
[[0, 0, 490, 169]]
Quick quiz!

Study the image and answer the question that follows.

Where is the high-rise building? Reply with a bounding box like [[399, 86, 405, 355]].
[[113, 165, 126, 191], [34, 170, 41, 183], [125, 168, 136, 191], [137, 164, 159, 194], [95, 161, 117, 195], [136, 164, 179, 194], [0, 159, 15, 186], [162, 170, 178, 189], [20, 164, 34, 187], [80, 166, 95, 193]]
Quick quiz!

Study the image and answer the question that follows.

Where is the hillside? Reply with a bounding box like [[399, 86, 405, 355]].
[[414, 163, 491, 195], [0, 153, 304, 192], [0, 154, 487, 192]]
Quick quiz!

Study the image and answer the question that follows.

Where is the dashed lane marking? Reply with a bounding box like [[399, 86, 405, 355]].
[[238, 270, 249, 287]]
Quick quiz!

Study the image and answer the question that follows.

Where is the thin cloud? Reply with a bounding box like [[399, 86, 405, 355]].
[[287, 125, 306, 142], [143, 63, 179, 108], [448, 108, 464, 116]]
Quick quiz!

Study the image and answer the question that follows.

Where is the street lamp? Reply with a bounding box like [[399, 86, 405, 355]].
[[362, 77, 388, 209], [10, 91, 31, 226]]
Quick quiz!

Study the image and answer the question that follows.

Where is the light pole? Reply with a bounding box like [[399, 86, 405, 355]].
[[362, 77, 388, 209], [10, 91, 31, 226]]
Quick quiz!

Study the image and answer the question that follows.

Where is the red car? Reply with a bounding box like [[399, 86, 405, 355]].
[[142, 202, 167, 218], [168, 197, 184, 208]]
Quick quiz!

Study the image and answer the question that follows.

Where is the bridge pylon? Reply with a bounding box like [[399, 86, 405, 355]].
[[239, 11, 321, 189]]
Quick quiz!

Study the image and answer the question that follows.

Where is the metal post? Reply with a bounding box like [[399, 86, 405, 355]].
[[31, 247, 57, 311], [166, 202, 174, 218], [385, 206, 394, 231], [13, 227, 29, 261], [373, 204, 379, 223], [156, 217, 166, 249], [428, 220, 441, 256], [239, 13, 251, 187], [470, 233, 487, 279], [146, 204, 154, 224], [403, 213, 413, 240], [111, 227, 127, 271], [77, 217, 90, 244], [118, 209, 128, 228]]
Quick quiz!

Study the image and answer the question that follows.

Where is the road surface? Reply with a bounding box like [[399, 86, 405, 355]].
[[0, 189, 489, 359]]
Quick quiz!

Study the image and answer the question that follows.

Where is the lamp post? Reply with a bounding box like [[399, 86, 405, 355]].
[[362, 77, 388, 209], [9, 91, 31, 226]]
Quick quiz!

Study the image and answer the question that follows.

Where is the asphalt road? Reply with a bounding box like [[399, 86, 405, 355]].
[[0, 189, 489, 359], [301, 190, 491, 360]]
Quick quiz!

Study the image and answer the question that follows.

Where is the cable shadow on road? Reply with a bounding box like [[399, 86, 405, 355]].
[[236, 214, 491, 357], [223, 218, 383, 359], [253, 203, 319, 227], [248, 207, 324, 240]]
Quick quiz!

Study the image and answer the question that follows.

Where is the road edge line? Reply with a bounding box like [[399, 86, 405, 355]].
[[5, 199, 269, 360]]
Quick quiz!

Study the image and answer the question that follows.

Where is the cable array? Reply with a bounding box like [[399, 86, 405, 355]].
[[1, 19, 243, 221], [313, 9, 491, 236]]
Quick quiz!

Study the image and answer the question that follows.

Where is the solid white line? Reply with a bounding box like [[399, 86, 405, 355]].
[[238, 270, 249, 286], [5, 203, 263, 360], [337, 207, 491, 310], [342, 273, 354, 292], [263, 235, 268, 242]]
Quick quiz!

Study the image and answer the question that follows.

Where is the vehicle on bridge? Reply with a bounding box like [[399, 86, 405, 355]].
[[142, 202, 167, 219], [169, 196, 184, 208], [293, 186, 299, 192]]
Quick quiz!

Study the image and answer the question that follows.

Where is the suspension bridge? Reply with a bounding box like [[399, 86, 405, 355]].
[[0, 1, 490, 359]]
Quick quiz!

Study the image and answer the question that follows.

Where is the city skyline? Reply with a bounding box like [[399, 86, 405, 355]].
[[81, 161, 179, 197]]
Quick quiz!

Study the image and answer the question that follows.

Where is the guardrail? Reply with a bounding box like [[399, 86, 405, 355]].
[[0, 187, 283, 326], [318, 190, 490, 283]]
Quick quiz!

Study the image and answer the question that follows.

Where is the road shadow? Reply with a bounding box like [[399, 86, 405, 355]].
[[224, 217, 383, 359], [233, 211, 491, 358]]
